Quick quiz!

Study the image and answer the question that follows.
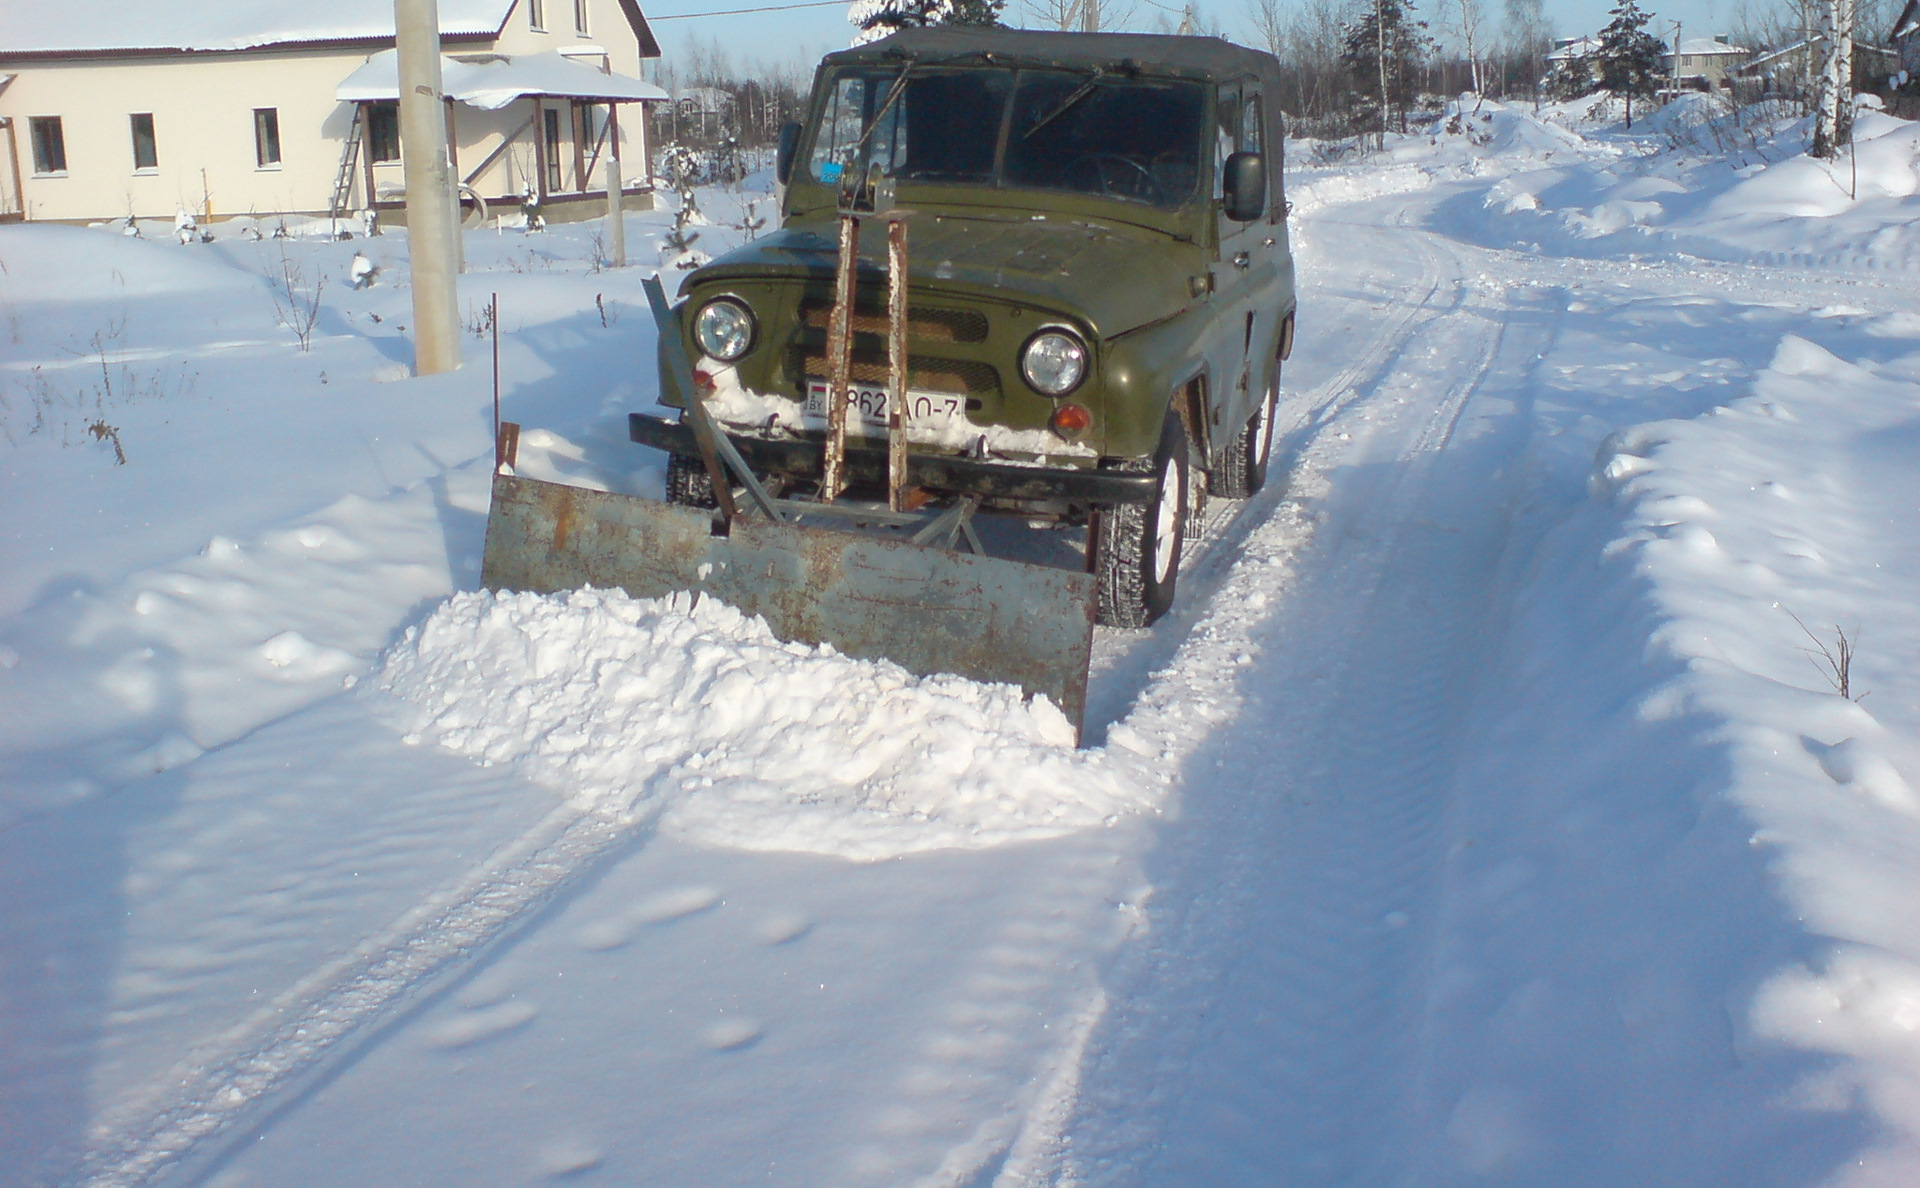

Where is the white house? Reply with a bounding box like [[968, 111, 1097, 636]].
[[0, 0, 667, 226]]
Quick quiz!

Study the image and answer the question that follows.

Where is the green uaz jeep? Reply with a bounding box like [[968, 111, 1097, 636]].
[[632, 27, 1297, 627]]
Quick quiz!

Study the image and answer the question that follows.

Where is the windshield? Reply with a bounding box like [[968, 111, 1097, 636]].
[[805, 66, 1206, 211]]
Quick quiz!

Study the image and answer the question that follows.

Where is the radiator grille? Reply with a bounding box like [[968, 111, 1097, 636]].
[[798, 301, 989, 344]]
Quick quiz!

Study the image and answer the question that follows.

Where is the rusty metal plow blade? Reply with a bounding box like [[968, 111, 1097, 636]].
[[477, 278, 1096, 738]]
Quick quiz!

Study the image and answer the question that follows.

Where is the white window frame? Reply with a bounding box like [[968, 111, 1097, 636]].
[[254, 107, 283, 169], [574, 0, 590, 34], [529, 0, 547, 31], [130, 112, 159, 173]]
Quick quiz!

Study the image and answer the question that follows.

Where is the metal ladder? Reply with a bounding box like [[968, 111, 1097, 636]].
[[328, 106, 364, 222]]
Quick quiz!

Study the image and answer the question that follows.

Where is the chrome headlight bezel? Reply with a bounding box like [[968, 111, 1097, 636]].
[[1019, 328, 1089, 397], [693, 296, 756, 362]]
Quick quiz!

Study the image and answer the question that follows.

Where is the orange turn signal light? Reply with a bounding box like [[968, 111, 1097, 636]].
[[1049, 402, 1092, 439]]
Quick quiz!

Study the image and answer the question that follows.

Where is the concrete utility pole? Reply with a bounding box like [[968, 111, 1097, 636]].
[[396, 0, 461, 375], [606, 105, 627, 268], [1670, 21, 1683, 100]]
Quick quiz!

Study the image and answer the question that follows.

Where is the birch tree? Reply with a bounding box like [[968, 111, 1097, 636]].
[[1451, 0, 1488, 94], [1809, 0, 1856, 157]]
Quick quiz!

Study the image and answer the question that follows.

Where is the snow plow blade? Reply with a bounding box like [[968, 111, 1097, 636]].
[[479, 473, 1096, 738]]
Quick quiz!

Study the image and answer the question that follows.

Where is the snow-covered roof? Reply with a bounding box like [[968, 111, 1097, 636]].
[[1895, 0, 1920, 41], [1742, 37, 1900, 71], [1546, 36, 1601, 61], [1671, 37, 1748, 56], [1, 0, 511, 55], [0, 0, 659, 60], [338, 50, 666, 109]]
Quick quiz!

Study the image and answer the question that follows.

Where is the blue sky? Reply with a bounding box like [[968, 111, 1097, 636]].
[[638, 0, 1752, 81]]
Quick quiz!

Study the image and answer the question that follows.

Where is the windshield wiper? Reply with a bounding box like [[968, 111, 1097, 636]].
[[1021, 70, 1104, 141], [852, 59, 919, 159]]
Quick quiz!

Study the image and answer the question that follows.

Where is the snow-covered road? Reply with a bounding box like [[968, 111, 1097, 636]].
[[7, 99, 1920, 1187]]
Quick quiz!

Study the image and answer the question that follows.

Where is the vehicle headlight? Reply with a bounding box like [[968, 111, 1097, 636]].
[[1021, 329, 1088, 396], [694, 297, 755, 362]]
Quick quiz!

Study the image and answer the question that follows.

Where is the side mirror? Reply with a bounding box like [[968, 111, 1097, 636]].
[[1222, 151, 1266, 222], [776, 122, 802, 185]]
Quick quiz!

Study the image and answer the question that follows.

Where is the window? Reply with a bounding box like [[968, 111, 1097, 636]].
[[803, 67, 1203, 210], [1003, 72, 1204, 209], [367, 102, 400, 163], [529, 0, 546, 30], [130, 113, 158, 170], [543, 106, 565, 191], [29, 116, 67, 175], [574, 0, 589, 34], [1238, 93, 1265, 156], [254, 107, 281, 167]]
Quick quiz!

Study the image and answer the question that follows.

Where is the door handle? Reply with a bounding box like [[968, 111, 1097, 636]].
[[1232, 251, 1250, 269]]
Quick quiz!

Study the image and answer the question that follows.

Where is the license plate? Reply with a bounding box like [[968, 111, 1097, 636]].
[[804, 380, 965, 437]]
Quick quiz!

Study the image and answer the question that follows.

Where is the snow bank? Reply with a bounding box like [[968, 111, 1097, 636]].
[[1592, 337, 1920, 1182], [374, 587, 1147, 860], [1287, 98, 1607, 216], [1436, 104, 1920, 270], [1427, 330, 1920, 1183]]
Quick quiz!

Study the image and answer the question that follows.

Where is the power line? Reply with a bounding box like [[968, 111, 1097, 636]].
[[650, 0, 846, 19]]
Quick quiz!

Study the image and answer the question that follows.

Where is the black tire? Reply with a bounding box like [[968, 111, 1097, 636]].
[[664, 452, 718, 509], [1210, 359, 1280, 499], [1095, 410, 1191, 628]]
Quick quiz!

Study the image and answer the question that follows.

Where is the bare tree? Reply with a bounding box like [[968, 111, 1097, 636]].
[[1450, 0, 1489, 92], [1023, 0, 1135, 30], [1500, 0, 1553, 105]]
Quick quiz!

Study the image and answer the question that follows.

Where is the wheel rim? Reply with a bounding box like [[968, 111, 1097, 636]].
[[1152, 450, 1183, 583], [1253, 376, 1278, 469]]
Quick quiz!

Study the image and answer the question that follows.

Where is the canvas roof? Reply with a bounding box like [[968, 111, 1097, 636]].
[[1, 0, 659, 60], [338, 49, 666, 109], [825, 28, 1282, 88]]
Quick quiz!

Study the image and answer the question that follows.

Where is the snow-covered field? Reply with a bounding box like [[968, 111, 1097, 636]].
[[4, 95, 1920, 1187]]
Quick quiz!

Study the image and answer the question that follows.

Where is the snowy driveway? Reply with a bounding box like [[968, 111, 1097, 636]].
[[7, 113, 1920, 1188]]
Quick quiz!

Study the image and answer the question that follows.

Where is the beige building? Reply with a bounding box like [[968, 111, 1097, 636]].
[[0, 0, 666, 226], [1665, 36, 1750, 91]]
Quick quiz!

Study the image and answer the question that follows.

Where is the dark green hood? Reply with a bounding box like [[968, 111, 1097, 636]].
[[687, 212, 1204, 341]]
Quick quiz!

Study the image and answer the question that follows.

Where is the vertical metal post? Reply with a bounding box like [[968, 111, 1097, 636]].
[[885, 211, 910, 511], [605, 105, 626, 267], [444, 97, 464, 272], [490, 291, 501, 460], [820, 212, 860, 501], [396, 0, 461, 375]]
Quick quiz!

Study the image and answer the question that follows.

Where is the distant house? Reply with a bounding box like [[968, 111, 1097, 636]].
[[1664, 36, 1750, 90], [1894, 0, 1920, 84], [1736, 36, 1902, 98], [0, 0, 667, 226], [1544, 35, 1605, 90]]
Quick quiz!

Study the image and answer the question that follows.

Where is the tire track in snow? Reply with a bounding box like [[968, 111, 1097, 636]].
[[1047, 209, 1569, 1185], [1082, 207, 1460, 735], [67, 800, 640, 1188]]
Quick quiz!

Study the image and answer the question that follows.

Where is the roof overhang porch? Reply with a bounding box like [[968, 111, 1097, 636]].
[[335, 50, 667, 216]]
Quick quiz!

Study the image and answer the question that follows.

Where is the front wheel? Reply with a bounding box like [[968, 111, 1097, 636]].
[[1211, 360, 1279, 499], [1094, 410, 1191, 628]]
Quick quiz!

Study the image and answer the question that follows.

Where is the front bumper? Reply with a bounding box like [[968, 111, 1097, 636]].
[[628, 412, 1156, 505]]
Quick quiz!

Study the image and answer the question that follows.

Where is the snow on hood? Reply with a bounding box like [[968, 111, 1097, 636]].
[[374, 588, 1150, 860], [337, 50, 665, 110]]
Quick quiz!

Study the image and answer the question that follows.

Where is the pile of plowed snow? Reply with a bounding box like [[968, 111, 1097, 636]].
[[374, 587, 1148, 859]]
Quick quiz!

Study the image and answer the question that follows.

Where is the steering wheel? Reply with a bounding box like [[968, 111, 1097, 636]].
[[1068, 153, 1164, 203]]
